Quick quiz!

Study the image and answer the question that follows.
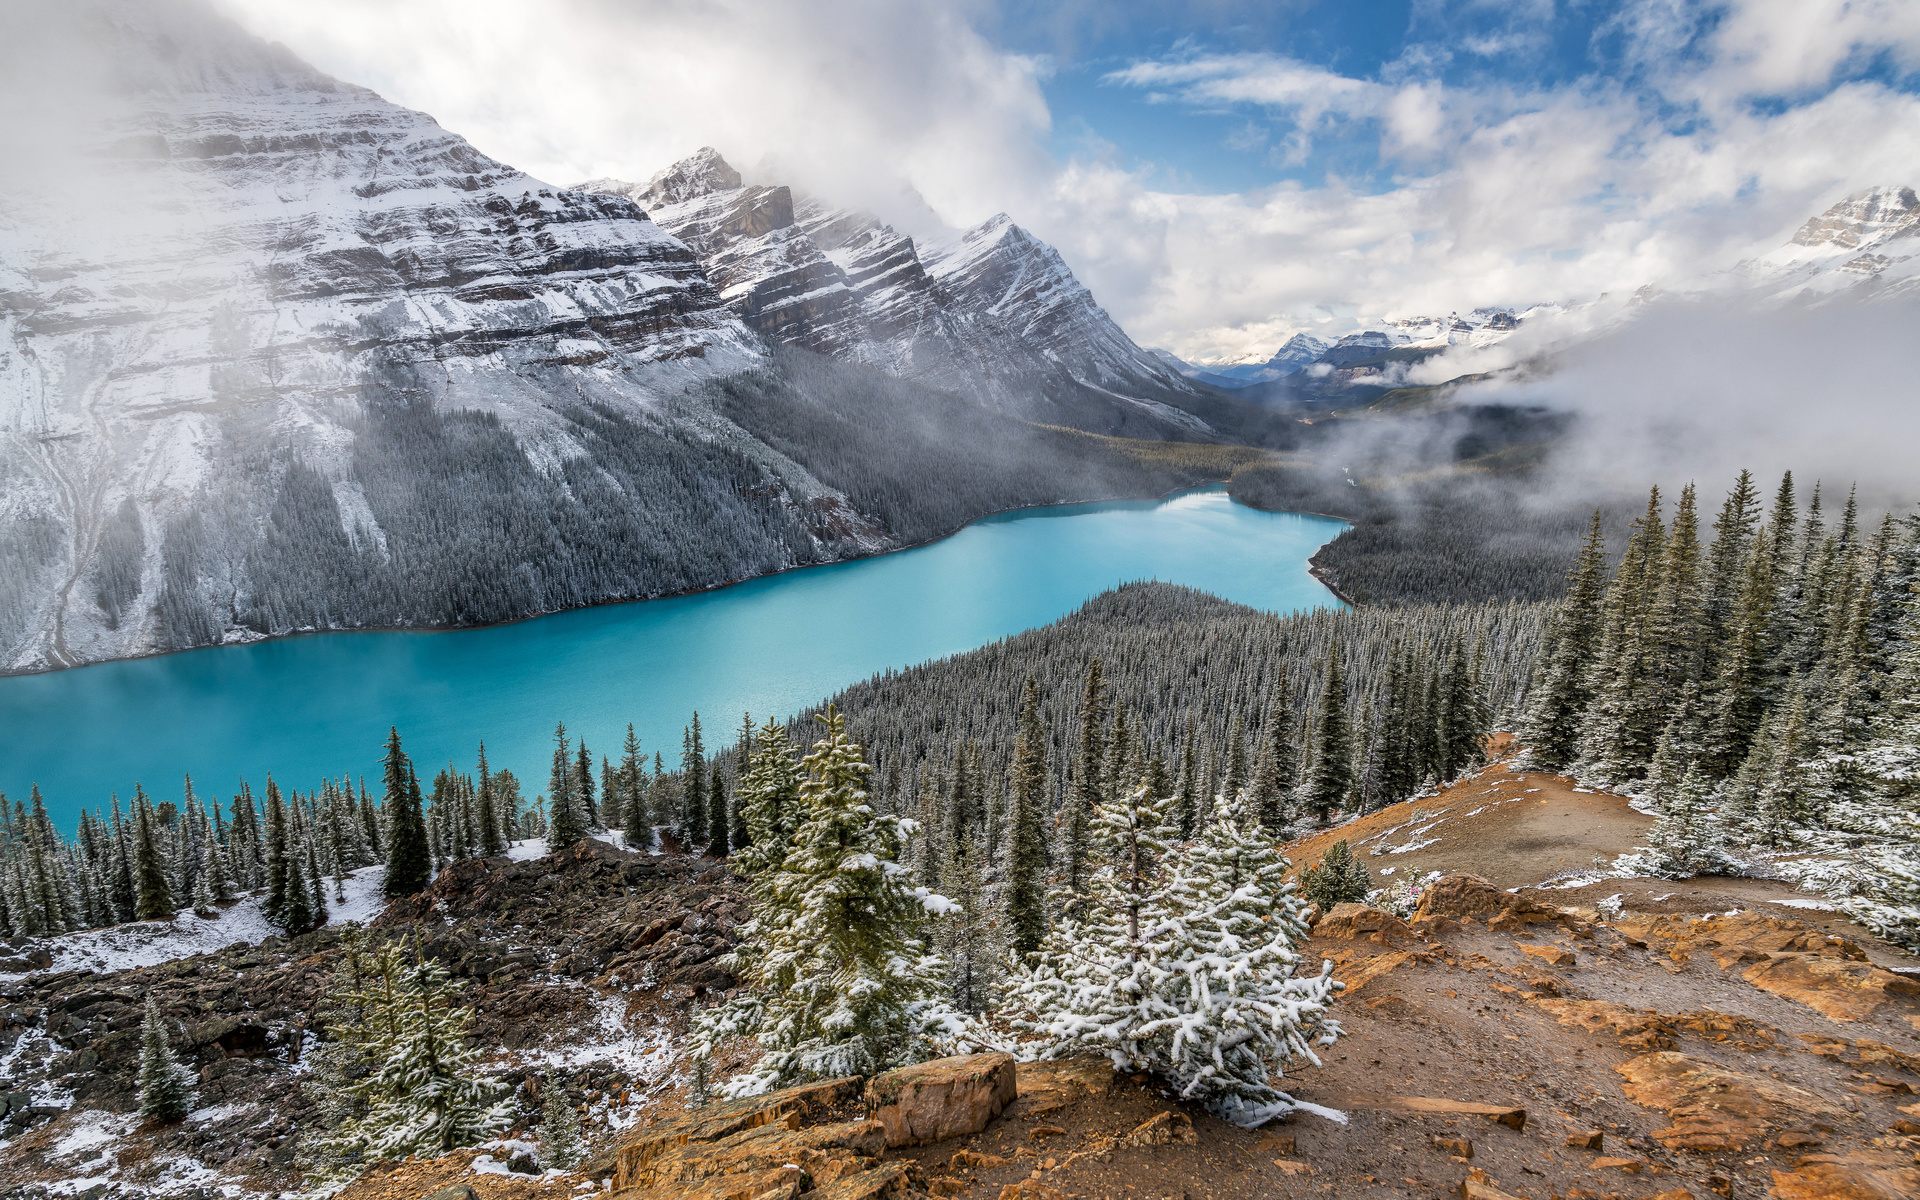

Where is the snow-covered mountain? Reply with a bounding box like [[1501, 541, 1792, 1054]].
[[576, 150, 1211, 431], [1732, 184, 1920, 301], [0, 2, 913, 672]]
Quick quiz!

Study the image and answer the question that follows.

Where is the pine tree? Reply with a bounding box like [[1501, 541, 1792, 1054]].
[[1221, 714, 1248, 805], [693, 707, 970, 1095], [1638, 765, 1738, 878], [573, 740, 598, 830], [1145, 793, 1340, 1123], [1701, 470, 1761, 679], [137, 996, 196, 1122], [707, 760, 730, 857], [1703, 534, 1778, 778], [937, 837, 994, 1014], [1248, 690, 1296, 833], [1302, 645, 1351, 822], [732, 713, 755, 852], [1004, 786, 1341, 1126], [547, 722, 587, 852], [192, 842, 219, 918], [1579, 486, 1668, 782], [682, 715, 707, 849], [1173, 718, 1200, 839], [383, 729, 431, 897], [1065, 658, 1108, 896], [475, 744, 504, 858], [1522, 512, 1608, 769], [1006, 678, 1051, 958], [132, 788, 173, 921], [319, 940, 508, 1160], [619, 724, 650, 848], [734, 719, 804, 879], [1301, 839, 1371, 910], [540, 1082, 583, 1169]]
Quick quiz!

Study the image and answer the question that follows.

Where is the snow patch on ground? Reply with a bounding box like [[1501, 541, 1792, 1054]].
[[2, 866, 388, 979], [1769, 896, 1838, 911], [50, 1111, 133, 1160]]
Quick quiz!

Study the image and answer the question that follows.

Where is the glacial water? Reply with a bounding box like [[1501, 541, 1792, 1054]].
[[1, 486, 1346, 830]]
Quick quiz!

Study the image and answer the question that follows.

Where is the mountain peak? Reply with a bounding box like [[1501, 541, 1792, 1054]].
[[1789, 184, 1920, 249], [642, 147, 744, 208]]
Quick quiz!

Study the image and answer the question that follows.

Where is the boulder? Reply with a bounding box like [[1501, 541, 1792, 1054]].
[[1413, 874, 1514, 919], [1013, 1055, 1113, 1116], [1314, 903, 1414, 943], [865, 1053, 1016, 1147], [1767, 1155, 1920, 1200], [1518, 944, 1575, 967], [1742, 953, 1920, 1023]]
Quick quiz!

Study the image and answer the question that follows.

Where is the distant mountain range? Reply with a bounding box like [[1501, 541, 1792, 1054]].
[[1157, 183, 1918, 407]]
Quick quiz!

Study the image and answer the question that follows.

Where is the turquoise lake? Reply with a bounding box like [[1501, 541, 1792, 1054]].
[[0, 486, 1346, 831]]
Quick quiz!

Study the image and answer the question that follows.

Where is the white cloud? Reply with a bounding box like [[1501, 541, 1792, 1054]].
[[209, 0, 1920, 365], [214, 0, 1054, 231], [1709, 0, 1920, 96]]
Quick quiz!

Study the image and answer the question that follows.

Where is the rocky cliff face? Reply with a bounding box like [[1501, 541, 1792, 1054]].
[[575, 150, 1215, 435], [0, 2, 921, 673], [1742, 183, 1920, 300]]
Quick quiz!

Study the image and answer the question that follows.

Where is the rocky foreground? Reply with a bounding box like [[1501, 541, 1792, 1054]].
[[2, 817, 1919, 1200]]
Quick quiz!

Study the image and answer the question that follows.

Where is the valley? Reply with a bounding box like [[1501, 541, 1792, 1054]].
[[3, 6, 1919, 1200]]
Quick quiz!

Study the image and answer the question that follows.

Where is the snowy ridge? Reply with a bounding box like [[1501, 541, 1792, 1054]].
[[576, 150, 1206, 424], [0, 2, 905, 673], [1732, 184, 1920, 301]]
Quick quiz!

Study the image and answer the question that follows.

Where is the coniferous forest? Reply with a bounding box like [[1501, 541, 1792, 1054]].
[[10, 467, 1919, 958]]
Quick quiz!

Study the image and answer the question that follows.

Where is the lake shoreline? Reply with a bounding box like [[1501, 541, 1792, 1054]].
[[8, 478, 1350, 680]]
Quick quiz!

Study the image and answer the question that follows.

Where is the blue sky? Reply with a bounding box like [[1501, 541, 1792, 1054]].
[[231, 0, 1920, 360], [1012, 0, 1918, 195]]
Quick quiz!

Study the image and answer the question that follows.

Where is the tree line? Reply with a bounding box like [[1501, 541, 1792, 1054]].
[[1518, 469, 1920, 948]]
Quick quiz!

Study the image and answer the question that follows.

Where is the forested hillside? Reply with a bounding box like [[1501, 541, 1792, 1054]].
[[1228, 434, 1633, 606], [0, 583, 1542, 943], [1518, 471, 1920, 946], [31, 350, 1273, 671]]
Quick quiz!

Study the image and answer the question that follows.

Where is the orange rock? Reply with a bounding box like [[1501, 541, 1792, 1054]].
[[1767, 1158, 1920, 1200], [1565, 1129, 1604, 1150], [1743, 953, 1920, 1022], [1316, 902, 1416, 942], [952, 1150, 1010, 1168], [1123, 1111, 1198, 1147], [864, 1053, 1017, 1148], [1519, 943, 1576, 967], [1614, 1052, 1840, 1151]]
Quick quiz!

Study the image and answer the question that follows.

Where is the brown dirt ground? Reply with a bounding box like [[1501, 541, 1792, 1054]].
[[1288, 748, 1654, 892], [350, 746, 1920, 1200]]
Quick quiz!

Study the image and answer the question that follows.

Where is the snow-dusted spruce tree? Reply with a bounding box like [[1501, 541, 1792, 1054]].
[[1818, 581, 1920, 950], [1300, 839, 1370, 911], [320, 940, 507, 1162], [693, 706, 979, 1097], [539, 1082, 583, 1169], [1628, 764, 1738, 878], [1003, 787, 1341, 1126], [137, 996, 197, 1122], [1148, 795, 1342, 1124]]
